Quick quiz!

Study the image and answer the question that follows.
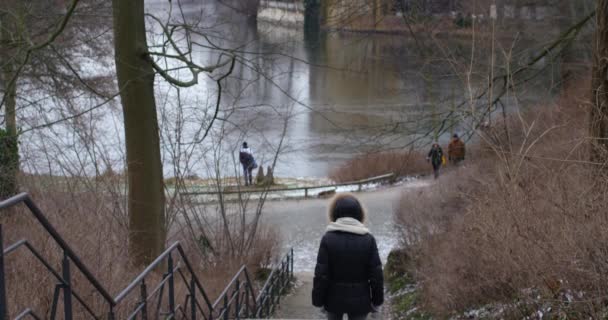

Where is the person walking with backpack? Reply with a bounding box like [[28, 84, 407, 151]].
[[239, 142, 257, 185], [427, 143, 444, 179], [312, 193, 384, 320]]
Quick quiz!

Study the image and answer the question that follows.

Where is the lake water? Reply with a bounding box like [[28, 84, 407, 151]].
[[19, 0, 570, 180], [147, 0, 567, 179]]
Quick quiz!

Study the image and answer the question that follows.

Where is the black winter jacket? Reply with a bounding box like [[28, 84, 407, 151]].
[[427, 147, 443, 167], [312, 231, 384, 315]]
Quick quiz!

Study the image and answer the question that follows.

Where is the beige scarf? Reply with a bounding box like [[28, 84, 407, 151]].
[[326, 217, 369, 235]]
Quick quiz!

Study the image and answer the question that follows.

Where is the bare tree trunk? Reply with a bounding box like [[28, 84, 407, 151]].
[[112, 0, 165, 264], [590, 0, 608, 162], [2, 71, 17, 138], [1, 15, 19, 197]]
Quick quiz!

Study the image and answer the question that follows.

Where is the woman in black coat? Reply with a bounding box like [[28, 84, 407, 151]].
[[312, 193, 384, 320]]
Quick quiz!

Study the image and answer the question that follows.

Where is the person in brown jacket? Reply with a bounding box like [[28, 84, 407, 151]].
[[448, 134, 465, 165]]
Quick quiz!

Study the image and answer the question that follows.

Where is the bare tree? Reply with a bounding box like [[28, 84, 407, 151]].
[[111, 0, 167, 265], [590, 0, 608, 162], [112, 0, 236, 264], [0, 0, 82, 197]]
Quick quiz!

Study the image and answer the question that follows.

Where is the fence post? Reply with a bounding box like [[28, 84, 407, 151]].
[[304, 188, 308, 198], [0, 225, 7, 320], [167, 253, 175, 316], [223, 294, 228, 320], [265, 287, 270, 316], [108, 306, 115, 320], [62, 252, 73, 320], [140, 280, 148, 320], [190, 277, 196, 320], [244, 283, 250, 317], [235, 279, 240, 320], [290, 248, 294, 279], [281, 260, 287, 293]]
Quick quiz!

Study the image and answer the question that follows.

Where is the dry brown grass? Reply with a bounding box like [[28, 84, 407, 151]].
[[330, 151, 430, 182], [2, 177, 280, 318], [395, 84, 608, 317]]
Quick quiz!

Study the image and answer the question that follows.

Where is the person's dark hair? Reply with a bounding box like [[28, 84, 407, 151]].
[[453, 134, 459, 138], [243, 142, 248, 148], [328, 193, 366, 222]]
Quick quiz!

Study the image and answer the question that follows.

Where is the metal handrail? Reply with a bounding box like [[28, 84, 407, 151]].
[[211, 265, 257, 319], [14, 308, 42, 320], [4, 240, 100, 318], [115, 243, 177, 303], [256, 248, 293, 304], [254, 248, 294, 317], [211, 265, 249, 309], [0, 193, 116, 306], [0, 192, 295, 319]]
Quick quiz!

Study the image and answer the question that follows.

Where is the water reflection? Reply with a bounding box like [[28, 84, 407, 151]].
[[147, 0, 562, 178]]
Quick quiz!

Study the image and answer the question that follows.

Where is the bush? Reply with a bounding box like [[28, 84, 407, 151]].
[[453, 13, 472, 28], [2, 177, 281, 318], [330, 151, 429, 182], [395, 89, 608, 316]]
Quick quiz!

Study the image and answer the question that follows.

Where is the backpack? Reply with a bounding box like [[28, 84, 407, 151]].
[[239, 151, 253, 166]]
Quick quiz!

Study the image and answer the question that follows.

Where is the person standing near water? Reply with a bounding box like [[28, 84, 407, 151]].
[[427, 143, 444, 179], [239, 142, 256, 185], [312, 193, 384, 320]]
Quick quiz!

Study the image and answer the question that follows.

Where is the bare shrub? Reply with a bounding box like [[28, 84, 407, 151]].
[[395, 88, 608, 316], [2, 177, 281, 318], [330, 151, 430, 182]]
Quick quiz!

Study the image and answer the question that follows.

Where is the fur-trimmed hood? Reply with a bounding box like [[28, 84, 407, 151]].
[[327, 193, 367, 223]]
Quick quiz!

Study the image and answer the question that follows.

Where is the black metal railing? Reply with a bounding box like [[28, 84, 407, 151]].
[[210, 249, 294, 319], [113, 242, 215, 320], [0, 193, 116, 319], [255, 249, 294, 318], [0, 193, 294, 319]]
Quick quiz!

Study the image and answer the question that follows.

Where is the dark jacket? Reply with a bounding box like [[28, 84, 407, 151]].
[[448, 139, 465, 161], [312, 231, 384, 315], [428, 147, 443, 167], [239, 150, 254, 168]]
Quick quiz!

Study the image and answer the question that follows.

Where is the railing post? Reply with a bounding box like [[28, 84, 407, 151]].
[[108, 306, 115, 320], [270, 280, 276, 312], [283, 260, 288, 289], [290, 248, 294, 279], [62, 252, 73, 320], [265, 287, 270, 317], [190, 277, 196, 320], [167, 253, 175, 316], [140, 280, 148, 320], [235, 279, 240, 320], [274, 276, 280, 305], [223, 294, 228, 320], [0, 225, 7, 320], [279, 261, 285, 295], [244, 283, 250, 317], [304, 188, 308, 198]]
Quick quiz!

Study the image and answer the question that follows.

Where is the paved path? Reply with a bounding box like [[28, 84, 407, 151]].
[[264, 179, 430, 319], [273, 273, 324, 319], [262, 179, 430, 273]]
